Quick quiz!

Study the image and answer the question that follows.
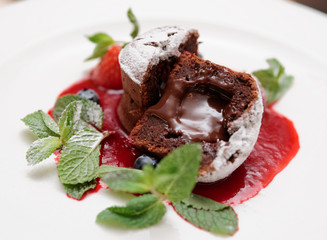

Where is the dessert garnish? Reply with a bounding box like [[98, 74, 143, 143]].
[[86, 8, 139, 89], [22, 95, 108, 199], [77, 88, 100, 104], [252, 58, 293, 105], [22, 99, 239, 234], [86, 8, 139, 61], [97, 143, 237, 234], [133, 154, 158, 169], [21, 8, 298, 236]]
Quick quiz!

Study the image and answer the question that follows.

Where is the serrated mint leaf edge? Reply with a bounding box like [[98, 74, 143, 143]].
[[26, 136, 62, 165], [58, 127, 104, 184], [96, 196, 166, 229], [179, 193, 229, 211], [173, 200, 238, 235], [22, 110, 60, 138], [64, 180, 97, 200]]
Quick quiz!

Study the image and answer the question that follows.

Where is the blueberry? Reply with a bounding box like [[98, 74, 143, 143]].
[[77, 89, 100, 104], [134, 155, 158, 170]]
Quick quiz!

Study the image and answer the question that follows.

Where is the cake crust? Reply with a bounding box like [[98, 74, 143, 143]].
[[118, 26, 199, 131]]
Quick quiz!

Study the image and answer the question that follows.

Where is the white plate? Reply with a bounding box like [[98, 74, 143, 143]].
[[1, 0, 327, 239]]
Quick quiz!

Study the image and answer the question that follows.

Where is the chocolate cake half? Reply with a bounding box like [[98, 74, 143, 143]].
[[118, 26, 199, 131], [130, 52, 264, 182]]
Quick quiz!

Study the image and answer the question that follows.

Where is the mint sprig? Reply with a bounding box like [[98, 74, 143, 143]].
[[23, 97, 238, 234], [99, 143, 201, 201], [252, 58, 294, 105], [86, 8, 140, 59], [97, 143, 238, 235], [22, 95, 105, 199]]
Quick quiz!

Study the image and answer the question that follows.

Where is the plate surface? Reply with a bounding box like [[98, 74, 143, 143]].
[[0, 0, 326, 239]]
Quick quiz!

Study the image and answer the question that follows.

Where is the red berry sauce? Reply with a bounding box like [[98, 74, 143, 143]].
[[193, 107, 299, 205], [58, 78, 141, 168], [56, 78, 299, 205]]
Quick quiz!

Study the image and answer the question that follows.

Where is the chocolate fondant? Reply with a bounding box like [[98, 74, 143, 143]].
[[130, 52, 263, 182]]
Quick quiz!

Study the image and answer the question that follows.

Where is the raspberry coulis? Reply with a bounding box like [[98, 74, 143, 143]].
[[193, 107, 300, 205], [57, 78, 299, 205]]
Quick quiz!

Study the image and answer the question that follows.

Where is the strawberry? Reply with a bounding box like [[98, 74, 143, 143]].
[[90, 45, 122, 89], [87, 8, 139, 89]]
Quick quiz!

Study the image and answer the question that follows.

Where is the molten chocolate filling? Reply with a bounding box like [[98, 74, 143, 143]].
[[146, 71, 235, 143]]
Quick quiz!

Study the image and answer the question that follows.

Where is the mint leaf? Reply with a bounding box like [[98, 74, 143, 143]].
[[173, 194, 238, 235], [63, 180, 97, 200], [58, 127, 104, 184], [53, 95, 103, 129], [22, 110, 60, 138], [110, 194, 160, 216], [86, 33, 115, 61], [180, 193, 228, 211], [153, 143, 202, 202], [97, 194, 166, 228], [98, 165, 152, 194], [26, 136, 62, 165], [58, 101, 82, 143], [127, 8, 139, 39], [252, 58, 293, 105], [121, 42, 129, 49], [142, 164, 155, 186], [88, 33, 113, 44]]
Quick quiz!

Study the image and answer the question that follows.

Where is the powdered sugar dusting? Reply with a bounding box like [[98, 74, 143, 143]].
[[119, 26, 198, 84], [198, 85, 264, 183]]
